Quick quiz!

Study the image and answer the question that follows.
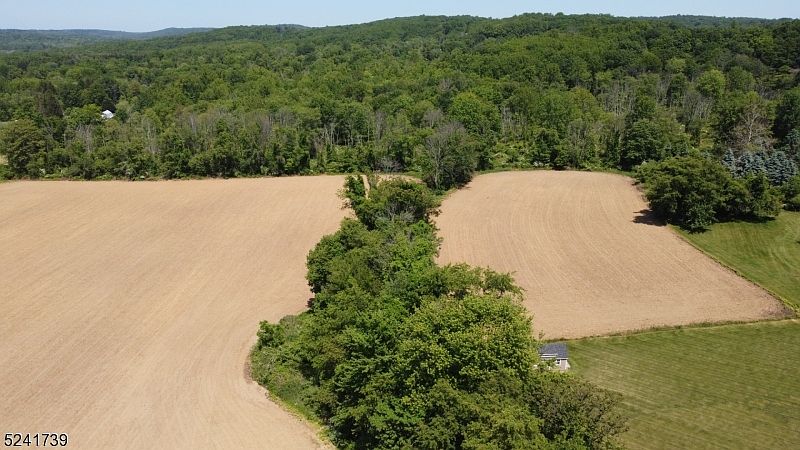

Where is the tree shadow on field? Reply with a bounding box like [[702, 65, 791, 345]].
[[729, 215, 775, 224], [632, 209, 665, 226]]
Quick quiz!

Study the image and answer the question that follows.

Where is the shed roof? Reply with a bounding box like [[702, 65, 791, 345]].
[[539, 342, 568, 360]]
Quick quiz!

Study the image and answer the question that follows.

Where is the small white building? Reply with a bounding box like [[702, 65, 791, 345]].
[[539, 342, 571, 371], [101, 110, 115, 120]]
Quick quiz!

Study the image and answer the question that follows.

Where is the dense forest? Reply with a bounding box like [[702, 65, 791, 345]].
[[0, 28, 214, 52], [251, 175, 626, 449], [1, 13, 800, 227]]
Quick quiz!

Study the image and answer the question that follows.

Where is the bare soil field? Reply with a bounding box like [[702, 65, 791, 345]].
[[437, 171, 787, 338], [0, 177, 347, 449]]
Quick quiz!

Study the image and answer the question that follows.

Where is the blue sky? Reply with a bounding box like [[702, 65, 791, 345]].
[[2, 0, 799, 31]]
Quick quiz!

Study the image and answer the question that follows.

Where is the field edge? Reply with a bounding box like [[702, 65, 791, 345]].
[[672, 225, 798, 316], [245, 343, 335, 450]]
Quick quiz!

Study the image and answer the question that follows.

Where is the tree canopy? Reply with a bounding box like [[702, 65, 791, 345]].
[[1, 14, 799, 192], [252, 177, 627, 448]]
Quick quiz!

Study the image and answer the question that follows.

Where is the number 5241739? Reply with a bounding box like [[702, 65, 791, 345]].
[[4, 434, 68, 447]]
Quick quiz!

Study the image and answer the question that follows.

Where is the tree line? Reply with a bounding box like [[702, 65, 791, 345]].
[[0, 15, 798, 191], [251, 176, 627, 449]]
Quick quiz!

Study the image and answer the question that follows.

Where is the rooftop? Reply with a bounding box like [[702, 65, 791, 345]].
[[539, 342, 568, 360]]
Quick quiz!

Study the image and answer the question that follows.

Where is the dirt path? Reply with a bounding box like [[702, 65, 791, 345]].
[[436, 171, 787, 338], [0, 177, 347, 449]]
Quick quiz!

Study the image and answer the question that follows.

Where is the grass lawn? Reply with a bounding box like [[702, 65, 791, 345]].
[[677, 211, 800, 310], [570, 320, 800, 449]]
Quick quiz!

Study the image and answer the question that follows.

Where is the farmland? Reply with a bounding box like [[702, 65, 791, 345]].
[[0, 178, 347, 449], [569, 212, 800, 449], [570, 320, 800, 449], [1, 8, 799, 449], [436, 171, 788, 338]]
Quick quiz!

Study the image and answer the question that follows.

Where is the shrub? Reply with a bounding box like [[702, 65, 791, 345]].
[[783, 175, 800, 206], [786, 194, 800, 211], [256, 321, 285, 348]]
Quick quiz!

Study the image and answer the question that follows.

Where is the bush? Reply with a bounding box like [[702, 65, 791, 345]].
[[783, 175, 800, 205], [256, 321, 285, 348], [786, 194, 800, 211]]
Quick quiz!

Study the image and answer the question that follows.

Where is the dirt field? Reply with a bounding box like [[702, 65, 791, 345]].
[[0, 178, 348, 449], [436, 171, 787, 338]]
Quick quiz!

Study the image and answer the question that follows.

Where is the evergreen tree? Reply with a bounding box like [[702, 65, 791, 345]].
[[765, 150, 798, 186], [722, 148, 738, 175], [782, 128, 800, 163], [739, 151, 767, 177]]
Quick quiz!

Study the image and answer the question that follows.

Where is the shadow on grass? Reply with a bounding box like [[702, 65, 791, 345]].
[[632, 209, 665, 226], [637, 212, 780, 232], [727, 215, 777, 225]]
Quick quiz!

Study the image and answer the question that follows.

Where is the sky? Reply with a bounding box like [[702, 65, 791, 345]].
[[1, 0, 799, 32]]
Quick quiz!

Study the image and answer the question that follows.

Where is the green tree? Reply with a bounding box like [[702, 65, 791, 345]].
[[639, 156, 734, 230], [420, 122, 476, 191], [621, 119, 665, 169], [774, 88, 800, 141], [782, 129, 800, 162], [784, 175, 800, 210], [448, 92, 500, 135], [714, 91, 772, 151], [743, 174, 782, 218], [697, 69, 726, 101], [0, 119, 47, 177], [343, 175, 440, 229], [65, 104, 102, 129]]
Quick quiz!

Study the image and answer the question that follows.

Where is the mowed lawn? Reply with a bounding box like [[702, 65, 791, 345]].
[[570, 320, 800, 449], [678, 211, 800, 310]]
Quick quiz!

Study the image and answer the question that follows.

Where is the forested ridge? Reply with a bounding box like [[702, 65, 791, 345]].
[[1, 13, 800, 227], [0, 28, 215, 52]]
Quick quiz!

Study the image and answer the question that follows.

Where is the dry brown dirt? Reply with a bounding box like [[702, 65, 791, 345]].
[[436, 171, 787, 339], [0, 177, 348, 449]]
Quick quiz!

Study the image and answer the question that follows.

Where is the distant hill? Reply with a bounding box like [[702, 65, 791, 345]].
[[1, 14, 790, 53], [641, 14, 792, 27], [0, 28, 214, 52]]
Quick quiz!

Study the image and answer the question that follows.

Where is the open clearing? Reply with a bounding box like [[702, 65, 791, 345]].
[[436, 171, 787, 338], [570, 320, 800, 449], [0, 178, 347, 449]]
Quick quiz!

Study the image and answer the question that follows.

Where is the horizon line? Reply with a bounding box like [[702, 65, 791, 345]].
[[1, 12, 797, 34]]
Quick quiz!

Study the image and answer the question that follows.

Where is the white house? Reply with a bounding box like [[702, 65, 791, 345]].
[[538, 342, 571, 371], [101, 110, 115, 120]]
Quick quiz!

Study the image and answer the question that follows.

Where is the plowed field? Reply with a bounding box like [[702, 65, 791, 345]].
[[0, 177, 347, 449], [437, 171, 786, 338]]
